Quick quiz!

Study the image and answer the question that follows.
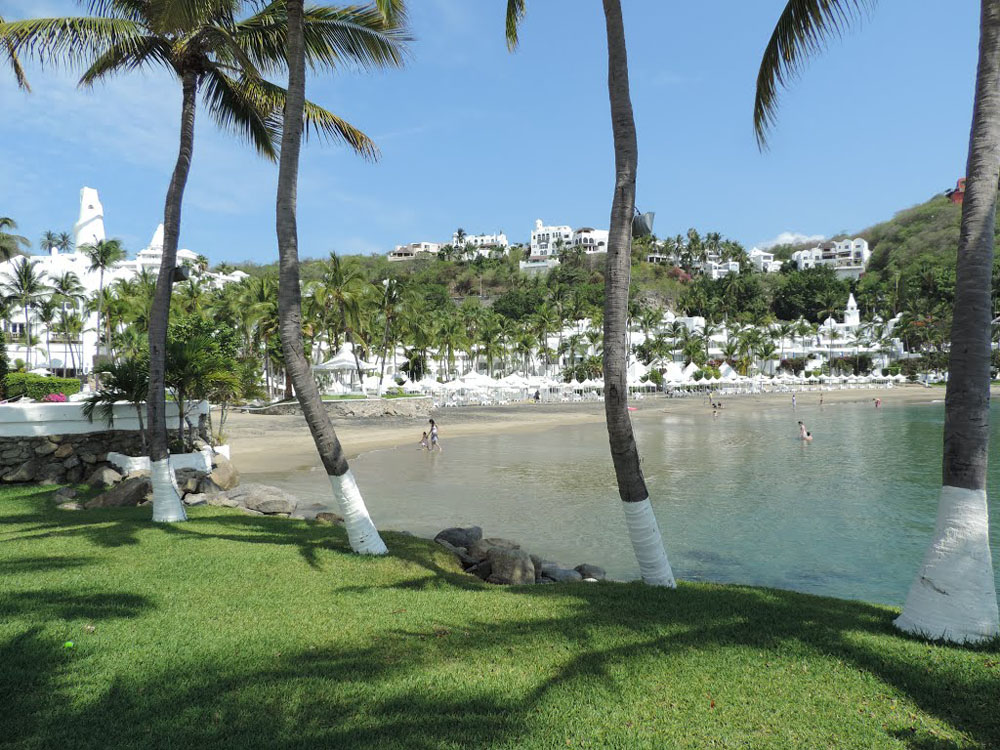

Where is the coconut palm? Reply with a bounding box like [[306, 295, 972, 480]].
[[79, 238, 125, 366], [83, 355, 150, 452], [506, 0, 675, 587], [756, 0, 1000, 642], [0, 257, 50, 369], [2, 0, 399, 523], [275, 0, 405, 554], [0, 217, 30, 262]]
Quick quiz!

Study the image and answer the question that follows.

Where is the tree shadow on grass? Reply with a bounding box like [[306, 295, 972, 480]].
[[0, 555, 98, 574]]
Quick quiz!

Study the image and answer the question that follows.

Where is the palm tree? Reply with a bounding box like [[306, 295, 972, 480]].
[[0, 257, 50, 369], [0, 15, 29, 91], [2, 0, 394, 524], [506, 0, 674, 586], [39, 230, 60, 253], [275, 0, 405, 555], [83, 355, 150, 452], [79, 238, 125, 367], [0, 217, 30, 262], [755, 0, 1000, 642]]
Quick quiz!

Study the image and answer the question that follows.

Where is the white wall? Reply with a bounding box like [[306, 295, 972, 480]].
[[0, 400, 208, 438]]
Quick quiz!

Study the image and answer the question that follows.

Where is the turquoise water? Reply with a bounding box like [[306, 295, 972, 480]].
[[266, 400, 1000, 606]]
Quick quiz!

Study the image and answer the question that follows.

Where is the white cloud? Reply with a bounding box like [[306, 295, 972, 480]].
[[756, 231, 825, 250]]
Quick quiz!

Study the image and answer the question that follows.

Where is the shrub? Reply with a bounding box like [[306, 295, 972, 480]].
[[4, 373, 82, 400], [0, 334, 7, 399]]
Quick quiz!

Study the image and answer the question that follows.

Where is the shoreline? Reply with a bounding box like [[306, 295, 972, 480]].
[[225, 384, 944, 477]]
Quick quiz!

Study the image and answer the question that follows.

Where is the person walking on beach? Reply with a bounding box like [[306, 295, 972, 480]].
[[428, 418, 442, 452], [874, 397, 881, 409], [791, 393, 796, 409]]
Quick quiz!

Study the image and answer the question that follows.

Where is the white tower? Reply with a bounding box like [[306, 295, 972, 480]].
[[73, 187, 106, 249], [844, 293, 860, 327]]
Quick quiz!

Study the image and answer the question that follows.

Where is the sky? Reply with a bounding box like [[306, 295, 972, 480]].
[[0, 1, 982, 264]]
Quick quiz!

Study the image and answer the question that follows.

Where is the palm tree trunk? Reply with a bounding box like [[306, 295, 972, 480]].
[[895, 0, 1000, 644], [23, 305, 30, 369], [146, 69, 198, 524], [135, 405, 147, 454], [275, 0, 386, 555], [95, 267, 104, 388], [601, 0, 673, 586]]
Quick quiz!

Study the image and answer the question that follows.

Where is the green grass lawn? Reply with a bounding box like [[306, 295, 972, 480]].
[[2, 485, 998, 749]]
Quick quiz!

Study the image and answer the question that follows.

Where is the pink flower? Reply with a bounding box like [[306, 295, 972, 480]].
[[42, 393, 67, 402]]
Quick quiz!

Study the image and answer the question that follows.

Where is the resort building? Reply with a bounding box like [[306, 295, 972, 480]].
[[748, 247, 782, 273], [387, 241, 441, 262], [452, 231, 509, 255], [790, 238, 871, 279], [945, 177, 966, 205], [0, 186, 244, 376], [571, 227, 609, 253], [529, 219, 573, 259]]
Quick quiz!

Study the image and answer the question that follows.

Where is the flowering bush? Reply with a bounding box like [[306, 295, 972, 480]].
[[41, 392, 68, 403]]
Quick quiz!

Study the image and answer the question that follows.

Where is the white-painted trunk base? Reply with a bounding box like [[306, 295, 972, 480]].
[[329, 470, 388, 555], [622, 499, 675, 587], [151, 458, 187, 523], [894, 485, 999, 644]]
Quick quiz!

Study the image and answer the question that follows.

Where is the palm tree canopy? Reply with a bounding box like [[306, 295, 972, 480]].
[[0, 0, 409, 161], [0, 216, 31, 262], [0, 14, 30, 90], [753, 0, 874, 148], [79, 238, 126, 272]]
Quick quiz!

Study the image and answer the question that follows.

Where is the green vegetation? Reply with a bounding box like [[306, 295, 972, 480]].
[[3, 372, 80, 399], [1, 486, 997, 749]]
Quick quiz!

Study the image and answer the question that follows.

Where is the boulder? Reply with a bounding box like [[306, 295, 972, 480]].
[[183, 493, 208, 506], [2, 459, 39, 483], [574, 564, 606, 581], [85, 476, 152, 509], [56, 501, 85, 511], [315, 511, 345, 525], [485, 547, 534, 585], [175, 468, 204, 495], [205, 493, 240, 508], [54, 487, 78, 500], [466, 559, 492, 581], [207, 455, 239, 491], [468, 537, 520, 562], [53, 443, 74, 459], [434, 526, 483, 549], [240, 507, 264, 516], [540, 563, 583, 583], [80, 452, 97, 465], [62, 456, 80, 470], [34, 441, 59, 457], [37, 463, 66, 485], [65, 466, 83, 484], [222, 483, 298, 515], [196, 477, 224, 496], [435, 538, 478, 567], [87, 467, 122, 489]]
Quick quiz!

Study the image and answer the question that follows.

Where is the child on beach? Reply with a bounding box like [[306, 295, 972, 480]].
[[419, 432, 429, 450]]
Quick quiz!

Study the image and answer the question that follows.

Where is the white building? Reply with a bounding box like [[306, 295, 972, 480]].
[[791, 238, 870, 279], [1, 187, 244, 376], [529, 219, 573, 259], [571, 227, 609, 253], [452, 231, 508, 256], [387, 241, 441, 262], [748, 247, 782, 273]]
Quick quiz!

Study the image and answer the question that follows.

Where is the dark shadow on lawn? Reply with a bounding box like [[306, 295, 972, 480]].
[[0, 555, 98, 574], [0, 589, 153, 622]]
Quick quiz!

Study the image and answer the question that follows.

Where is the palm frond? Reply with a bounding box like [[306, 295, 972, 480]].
[[201, 67, 280, 160], [0, 16, 145, 68], [79, 33, 172, 84], [79, 1, 150, 23], [145, 0, 240, 33], [373, 0, 406, 27], [236, 1, 408, 74], [255, 77, 378, 159], [0, 16, 31, 91], [753, 0, 874, 149], [505, 0, 525, 51]]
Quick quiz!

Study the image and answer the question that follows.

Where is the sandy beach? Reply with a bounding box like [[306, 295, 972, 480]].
[[224, 384, 945, 477]]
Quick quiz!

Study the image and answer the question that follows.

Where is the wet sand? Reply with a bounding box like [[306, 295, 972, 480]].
[[224, 384, 944, 477]]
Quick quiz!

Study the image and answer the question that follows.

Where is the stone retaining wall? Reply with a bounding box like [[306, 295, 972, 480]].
[[0, 431, 145, 485], [248, 396, 431, 419]]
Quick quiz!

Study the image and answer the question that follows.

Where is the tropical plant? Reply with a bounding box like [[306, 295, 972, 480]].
[[0, 217, 30, 262], [506, 0, 674, 586], [0, 257, 50, 369], [79, 238, 125, 365], [755, 0, 1000, 643], [275, 0, 405, 555], [83, 355, 150, 452], [0, 15, 29, 90]]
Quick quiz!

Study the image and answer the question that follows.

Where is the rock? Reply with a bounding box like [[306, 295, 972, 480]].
[[53, 443, 74, 459], [62, 456, 80, 470], [468, 537, 520, 562], [207, 455, 239, 491], [56, 502, 85, 511], [175, 468, 204, 495], [87, 467, 122, 489], [193, 439, 209, 451], [315, 511, 345, 525], [205, 493, 240, 508], [34, 441, 59, 457], [574, 564, 606, 581], [485, 547, 534, 585], [540, 563, 583, 583], [65, 466, 83, 484], [37, 462, 66, 485], [84, 476, 152, 509], [222, 483, 298, 515], [467, 559, 492, 581], [183, 493, 207, 506], [54, 487, 78, 499], [196, 477, 224, 496], [435, 538, 479, 567], [240, 507, 264, 516], [434, 526, 483, 549], [2, 459, 39, 483], [80, 452, 97, 465]]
